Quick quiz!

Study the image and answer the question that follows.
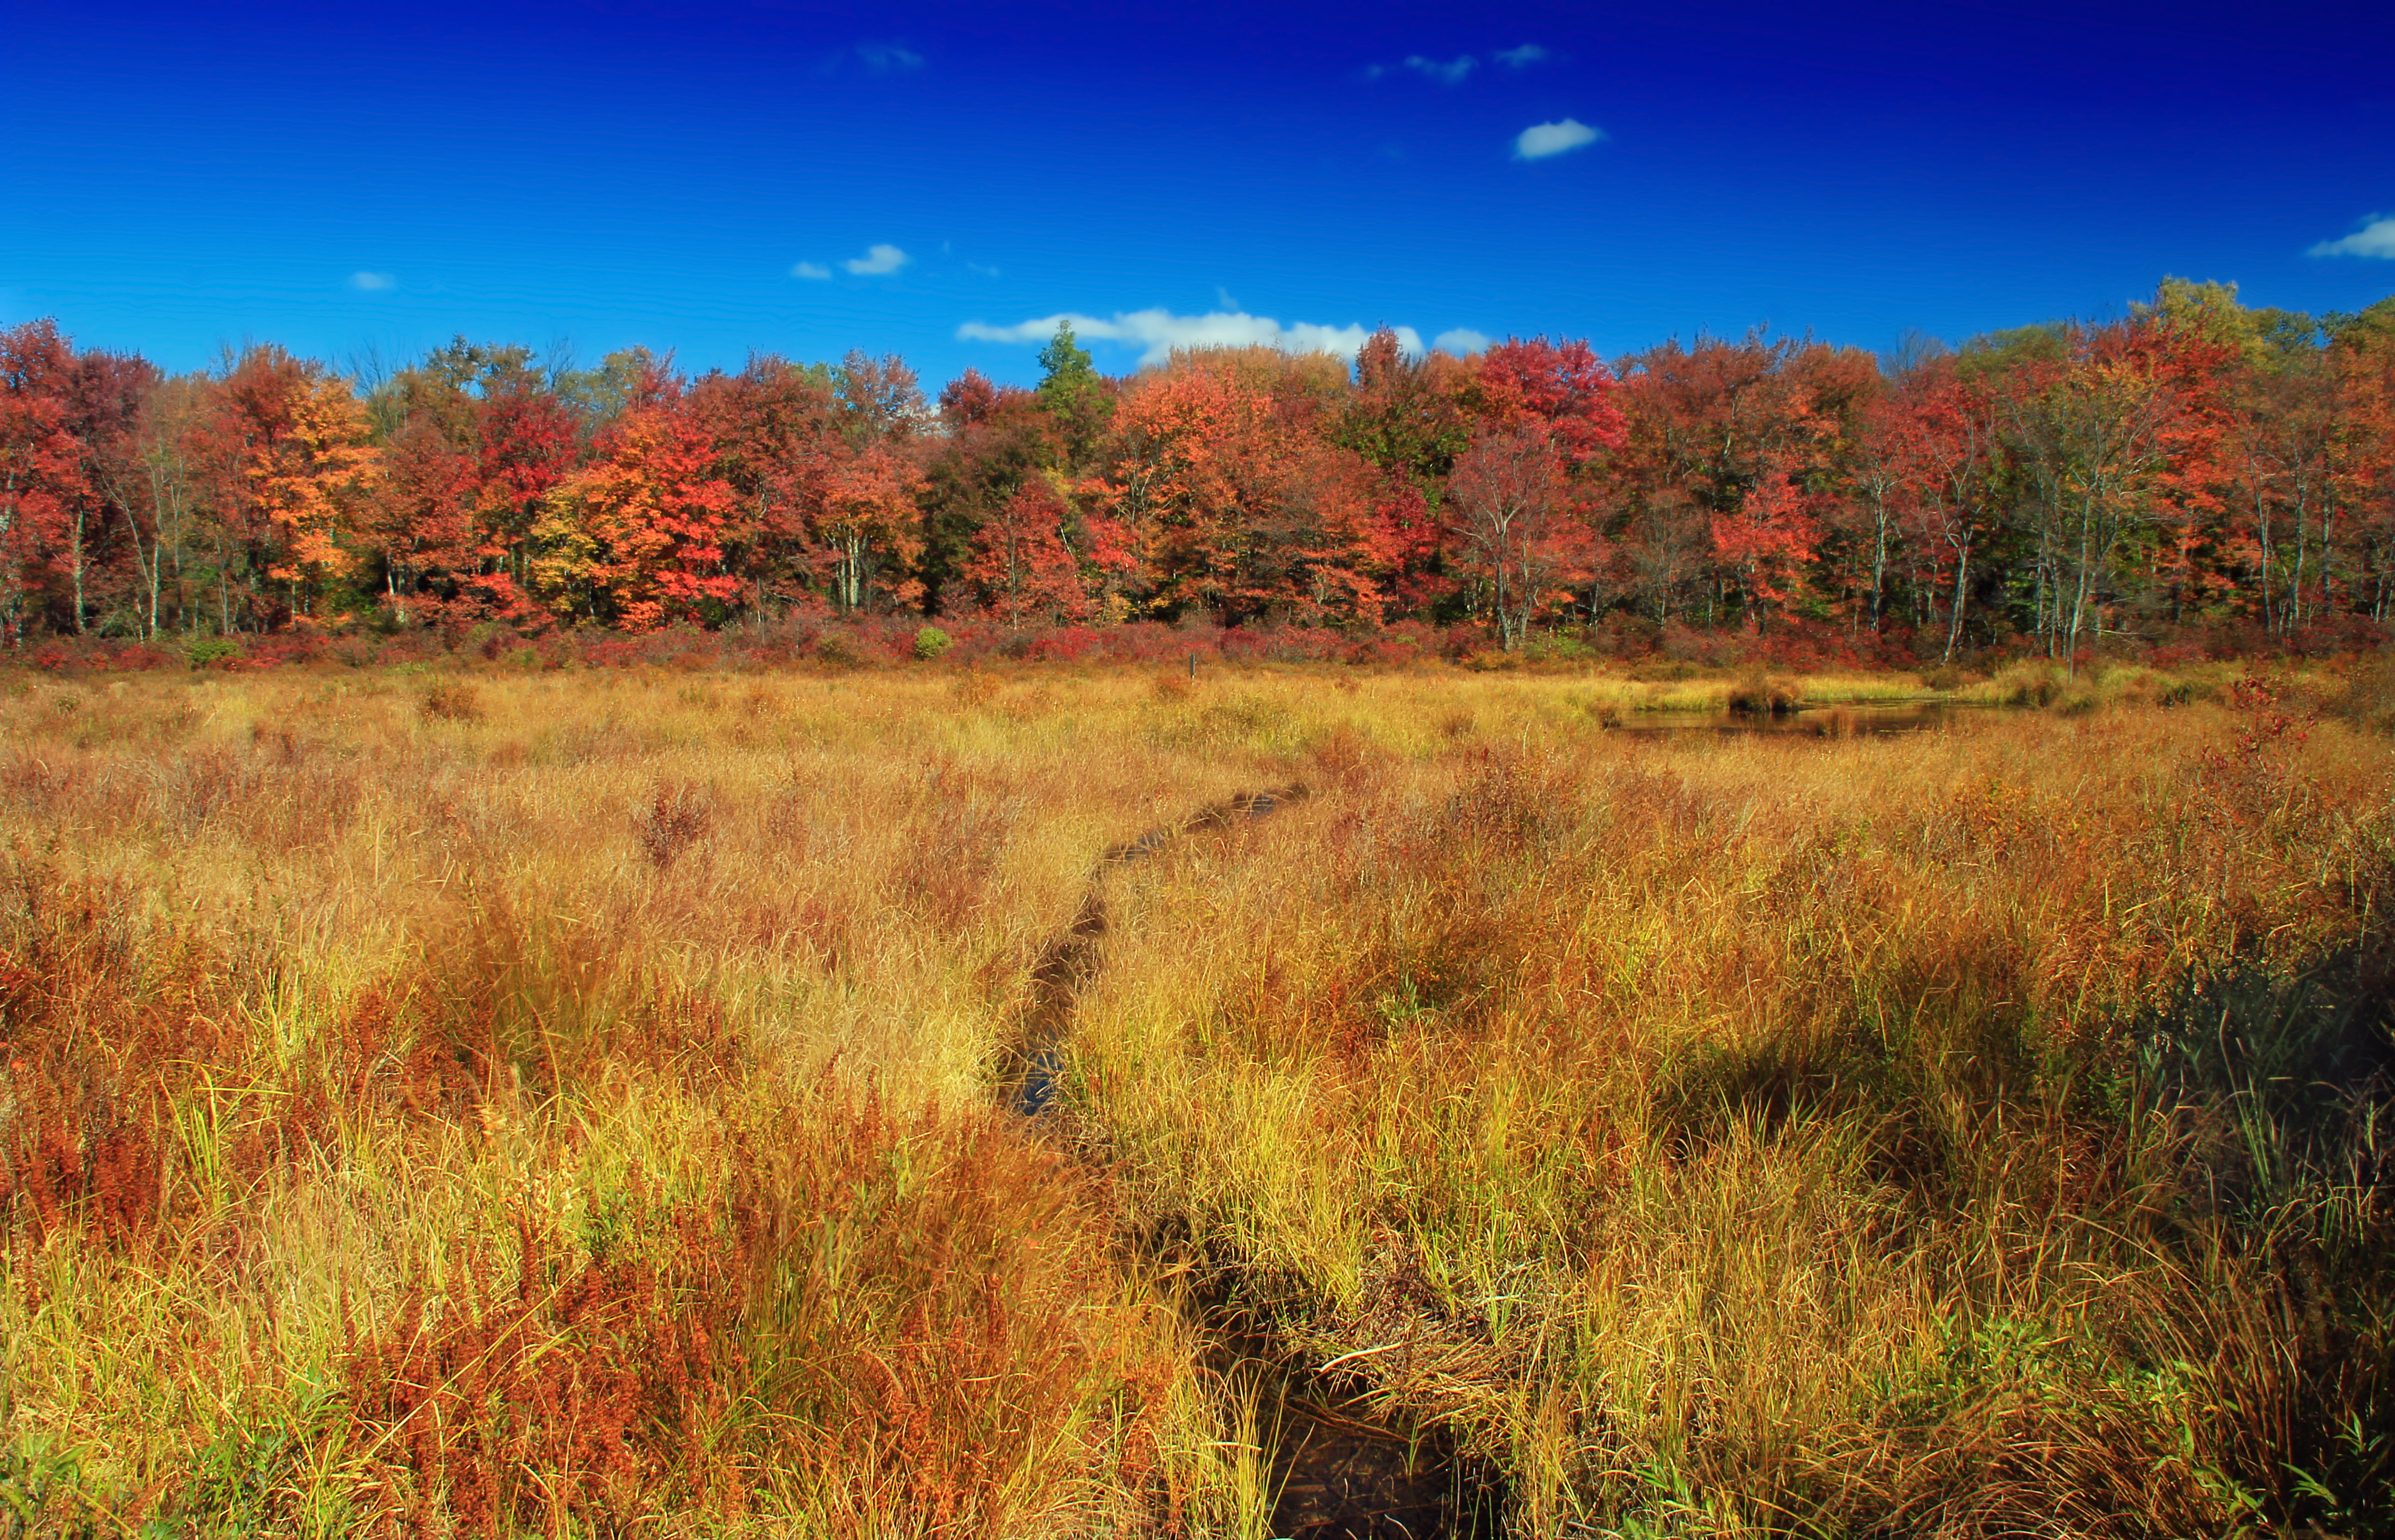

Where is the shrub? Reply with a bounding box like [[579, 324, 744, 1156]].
[[1027, 626, 1101, 662], [240, 633, 328, 669], [1658, 621, 1727, 666], [185, 637, 243, 671], [466, 622, 512, 661], [1520, 633, 1595, 664], [1344, 631, 1428, 667], [913, 624, 953, 661]]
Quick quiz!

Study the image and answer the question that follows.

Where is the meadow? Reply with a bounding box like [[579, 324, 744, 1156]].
[[2, 655, 2390, 1539]]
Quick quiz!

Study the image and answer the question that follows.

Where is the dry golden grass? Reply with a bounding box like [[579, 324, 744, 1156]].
[[2, 660, 2389, 1537]]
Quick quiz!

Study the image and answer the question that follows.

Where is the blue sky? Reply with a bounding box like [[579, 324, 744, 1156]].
[[6, 0, 2391, 387]]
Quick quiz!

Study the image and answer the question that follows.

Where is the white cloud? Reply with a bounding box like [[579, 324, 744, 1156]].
[[856, 42, 924, 72], [1215, 285, 1240, 310], [966, 261, 1002, 278], [2309, 214, 2395, 260], [1514, 118, 1603, 160], [1434, 328, 1493, 356], [1404, 54, 1476, 85], [843, 244, 912, 276], [349, 271, 395, 291], [957, 309, 1425, 367], [790, 261, 832, 280], [1494, 43, 1549, 67]]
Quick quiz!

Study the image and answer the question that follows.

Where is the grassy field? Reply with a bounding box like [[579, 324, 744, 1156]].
[[2, 658, 2390, 1538]]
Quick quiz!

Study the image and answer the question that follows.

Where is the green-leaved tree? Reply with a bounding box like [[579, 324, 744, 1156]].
[[1036, 322, 1113, 466]]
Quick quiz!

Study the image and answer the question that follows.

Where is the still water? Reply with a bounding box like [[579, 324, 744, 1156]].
[[1608, 699, 2002, 737]]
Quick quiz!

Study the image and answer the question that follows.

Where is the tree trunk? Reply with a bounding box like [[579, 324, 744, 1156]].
[[1869, 492, 1890, 634], [70, 506, 88, 634], [115, 502, 159, 640], [1943, 534, 1972, 664]]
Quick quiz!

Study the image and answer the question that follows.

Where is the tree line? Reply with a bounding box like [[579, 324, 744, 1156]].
[[4, 279, 2393, 658]]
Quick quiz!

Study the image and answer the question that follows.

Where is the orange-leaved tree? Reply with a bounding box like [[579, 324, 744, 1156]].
[[532, 371, 739, 631], [1103, 348, 1391, 623], [1105, 357, 1249, 617], [186, 345, 380, 630], [811, 441, 928, 614]]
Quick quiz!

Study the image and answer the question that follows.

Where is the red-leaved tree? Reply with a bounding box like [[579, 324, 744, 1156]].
[[1446, 424, 1580, 649], [966, 479, 1088, 628]]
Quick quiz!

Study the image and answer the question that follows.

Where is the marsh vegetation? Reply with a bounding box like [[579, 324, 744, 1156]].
[[2, 659, 2391, 1537]]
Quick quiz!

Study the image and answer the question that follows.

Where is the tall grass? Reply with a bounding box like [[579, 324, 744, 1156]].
[[2, 661, 2389, 1536]]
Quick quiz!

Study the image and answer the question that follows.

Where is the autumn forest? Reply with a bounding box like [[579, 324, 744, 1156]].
[[8, 278, 2395, 666]]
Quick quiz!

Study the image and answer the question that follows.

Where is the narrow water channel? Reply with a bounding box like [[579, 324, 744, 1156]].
[[999, 785, 1492, 1539]]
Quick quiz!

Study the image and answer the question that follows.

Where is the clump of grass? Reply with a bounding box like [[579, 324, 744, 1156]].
[[1793, 671, 1928, 703], [1725, 672, 1800, 715], [420, 679, 482, 721], [2326, 651, 2395, 734], [632, 778, 714, 870], [954, 670, 1003, 709], [1982, 659, 2064, 706]]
